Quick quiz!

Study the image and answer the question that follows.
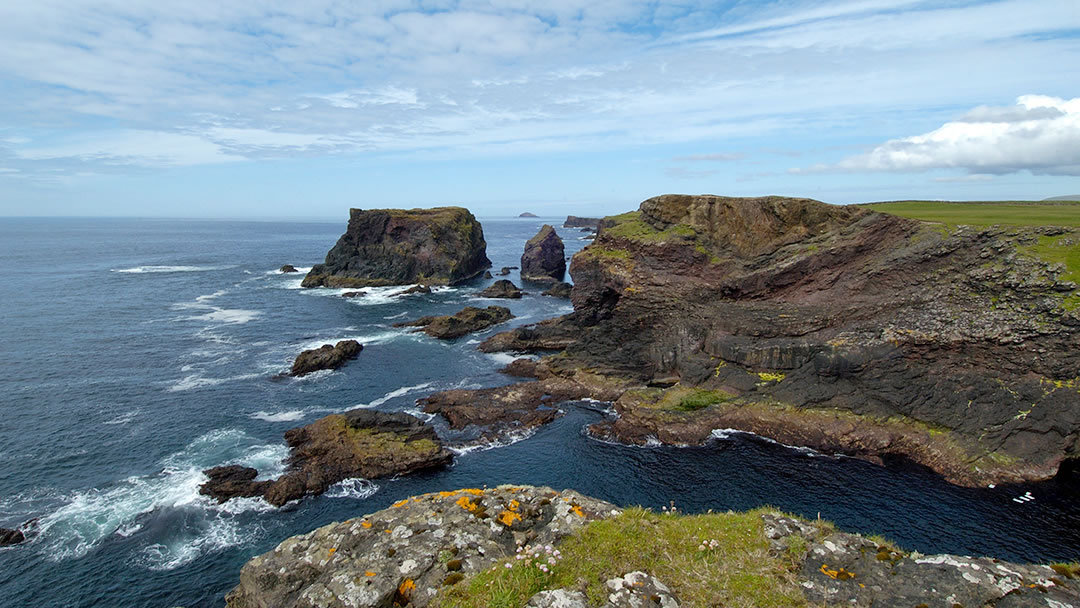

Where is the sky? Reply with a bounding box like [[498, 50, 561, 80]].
[[0, 0, 1079, 218]]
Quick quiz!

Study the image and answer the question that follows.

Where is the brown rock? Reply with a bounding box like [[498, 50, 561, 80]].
[[521, 225, 566, 282], [199, 465, 272, 503], [478, 279, 523, 299], [395, 306, 513, 339], [289, 340, 362, 376], [279, 264, 298, 273]]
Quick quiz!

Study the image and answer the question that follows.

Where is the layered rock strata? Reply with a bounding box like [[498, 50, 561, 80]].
[[302, 207, 491, 288]]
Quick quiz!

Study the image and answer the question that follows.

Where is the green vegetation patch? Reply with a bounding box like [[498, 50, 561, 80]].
[[603, 211, 699, 243], [626, 386, 735, 412], [1019, 233, 1080, 309], [861, 200, 1080, 227], [436, 507, 807, 608]]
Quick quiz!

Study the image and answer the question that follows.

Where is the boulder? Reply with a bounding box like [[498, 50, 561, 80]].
[[395, 306, 512, 339], [521, 225, 566, 282], [541, 281, 572, 298], [225, 485, 616, 608], [279, 264, 298, 273], [341, 291, 366, 298], [289, 340, 362, 376], [478, 279, 523, 299], [497, 266, 516, 276], [199, 465, 272, 503], [302, 207, 491, 288], [262, 410, 453, 507], [483, 271, 493, 279], [398, 285, 432, 295], [0, 527, 24, 546]]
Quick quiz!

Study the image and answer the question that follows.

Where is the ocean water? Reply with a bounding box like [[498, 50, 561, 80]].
[[0, 217, 1077, 608]]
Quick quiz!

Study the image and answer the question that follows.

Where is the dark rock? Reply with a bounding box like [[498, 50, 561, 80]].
[[0, 527, 24, 546], [262, 410, 453, 507], [279, 264, 298, 273], [563, 216, 602, 229], [478, 279, 523, 299], [519, 212, 539, 218], [226, 485, 615, 608], [395, 306, 512, 339], [302, 207, 491, 288], [498, 266, 518, 276], [289, 340, 362, 376], [541, 281, 572, 298], [521, 225, 566, 282], [341, 290, 366, 298], [199, 465, 272, 503], [483, 271, 493, 279], [478, 318, 579, 353], [398, 284, 432, 295]]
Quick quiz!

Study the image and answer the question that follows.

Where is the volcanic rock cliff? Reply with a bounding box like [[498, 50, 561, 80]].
[[465, 195, 1080, 486], [302, 207, 491, 288]]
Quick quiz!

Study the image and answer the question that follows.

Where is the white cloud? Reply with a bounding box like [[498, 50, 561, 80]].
[[17, 131, 241, 167], [822, 96, 1080, 176]]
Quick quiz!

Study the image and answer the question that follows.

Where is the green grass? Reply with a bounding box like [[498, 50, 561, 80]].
[[862, 200, 1080, 227], [435, 507, 808, 608], [602, 211, 699, 243], [624, 386, 735, 412]]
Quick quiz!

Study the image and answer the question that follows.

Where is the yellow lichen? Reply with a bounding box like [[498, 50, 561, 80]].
[[456, 496, 479, 512], [398, 578, 416, 598], [757, 372, 786, 383], [571, 505, 585, 517], [497, 510, 522, 526], [361, 521, 372, 529], [365, 571, 377, 577], [819, 563, 855, 580], [392, 499, 409, 508]]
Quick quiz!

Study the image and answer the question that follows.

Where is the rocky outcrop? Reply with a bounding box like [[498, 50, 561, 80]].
[[200, 411, 452, 507], [542, 281, 572, 298], [224, 485, 616, 608], [397, 285, 431, 296], [302, 207, 491, 288], [225, 486, 1080, 608], [521, 225, 566, 282], [341, 291, 366, 298], [394, 306, 513, 339], [199, 465, 272, 503], [0, 527, 25, 546], [498, 266, 517, 276], [265, 411, 451, 507], [466, 194, 1080, 486], [478, 279, 523, 299], [280, 264, 298, 273], [564, 216, 602, 229], [289, 340, 362, 376], [763, 512, 1080, 607]]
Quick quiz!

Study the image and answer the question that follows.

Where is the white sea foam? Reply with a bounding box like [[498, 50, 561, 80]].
[[112, 265, 233, 274], [103, 411, 138, 426], [265, 266, 312, 275], [710, 428, 824, 456], [32, 429, 284, 564], [348, 382, 433, 410], [167, 372, 260, 392], [326, 478, 379, 500], [485, 352, 524, 366], [249, 410, 307, 423], [190, 308, 262, 324], [295, 329, 409, 353], [449, 427, 538, 455], [196, 289, 228, 302], [383, 311, 409, 320]]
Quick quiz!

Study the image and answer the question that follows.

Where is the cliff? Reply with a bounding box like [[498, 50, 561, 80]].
[[302, 207, 491, 288], [225, 485, 1080, 607], [446, 195, 1080, 487]]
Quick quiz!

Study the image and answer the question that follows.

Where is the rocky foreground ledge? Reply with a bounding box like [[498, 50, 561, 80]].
[[226, 485, 1080, 608]]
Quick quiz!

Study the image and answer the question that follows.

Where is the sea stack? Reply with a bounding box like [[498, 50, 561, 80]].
[[521, 224, 566, 282], [302, 207, 491, 288]]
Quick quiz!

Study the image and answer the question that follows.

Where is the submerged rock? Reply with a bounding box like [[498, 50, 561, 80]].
[[478, 279, 523, 299], [521, 225, 566, 282], [262, 410, 452, 507], [541, 281, 572, 298], [398, 284, 432, 295], [302, 207, 491, 288], [289, 340, 362, 376], [341, 290, 366, 298], [498, 266, 517, 276], [199, 465, 271, 503], [225, 485, 616, 608], [395, 306, 513, 339], [279, 264, 298, 273]]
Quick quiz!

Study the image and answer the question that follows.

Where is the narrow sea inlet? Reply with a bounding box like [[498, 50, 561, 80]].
[[1, 217, 1077, 608]]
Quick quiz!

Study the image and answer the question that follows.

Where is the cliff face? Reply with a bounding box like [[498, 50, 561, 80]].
[[521, 224, 566, 282], [560, 194, 1080, 484], [302, 207, 491, 288]]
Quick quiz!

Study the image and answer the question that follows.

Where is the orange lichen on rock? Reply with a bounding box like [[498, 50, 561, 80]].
[[497, 510, 522, 526]]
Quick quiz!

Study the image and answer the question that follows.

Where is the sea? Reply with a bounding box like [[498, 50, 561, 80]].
[[0, 216, 1077, 608]]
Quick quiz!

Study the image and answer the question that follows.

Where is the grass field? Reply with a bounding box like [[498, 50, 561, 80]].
[[860, 200, 1080, 227]]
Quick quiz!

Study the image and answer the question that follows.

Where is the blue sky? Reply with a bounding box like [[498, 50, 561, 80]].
[[1, 0, 1078, 218]]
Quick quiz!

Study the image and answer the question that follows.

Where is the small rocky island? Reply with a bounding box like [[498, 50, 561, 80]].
[[289, 340, 362, 376], [201, 410, 452, 507], [394, 306, 513, 339], [521, 225, 566, 282], [302, 207, 491, 288]]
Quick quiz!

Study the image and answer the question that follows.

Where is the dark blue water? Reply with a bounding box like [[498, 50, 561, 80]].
[[0, 217, 1077, 608]]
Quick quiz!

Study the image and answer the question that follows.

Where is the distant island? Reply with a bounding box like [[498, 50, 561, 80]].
[[518, 212, 538, 217], [1046, 194, 1080, 202]]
